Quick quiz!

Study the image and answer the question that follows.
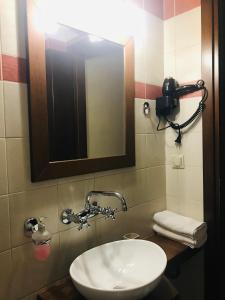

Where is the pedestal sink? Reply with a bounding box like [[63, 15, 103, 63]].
[[70, 239, 167, 300]]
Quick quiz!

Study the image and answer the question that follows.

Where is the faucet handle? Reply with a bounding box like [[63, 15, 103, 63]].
[[78, 218, 91, 231], [103, 207, 117, 220]]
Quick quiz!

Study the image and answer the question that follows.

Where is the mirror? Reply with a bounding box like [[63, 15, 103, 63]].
[[45, 25, 125, 161], [26, 0, 135, 181]]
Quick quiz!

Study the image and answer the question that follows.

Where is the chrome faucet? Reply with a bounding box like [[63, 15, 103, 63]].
[[61, 191, 128, 230]]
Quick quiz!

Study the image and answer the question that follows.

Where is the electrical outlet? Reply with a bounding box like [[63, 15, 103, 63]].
[[172, 154, 185, 169]]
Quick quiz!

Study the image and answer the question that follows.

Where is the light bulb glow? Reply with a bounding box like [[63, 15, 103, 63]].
[[34, 0, 145, 48]]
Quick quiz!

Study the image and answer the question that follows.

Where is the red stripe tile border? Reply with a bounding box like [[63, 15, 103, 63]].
[[0, 54, 202, 100], [144, 0, 164, 19], [134, 0, 200, 20], [1, 55, 27, 83], [0, 55, 2, 81], [175, 0, 201, 16], [135, 82, 162, 99], [135, 81, 202, 100], [163, 0, 175, 20]]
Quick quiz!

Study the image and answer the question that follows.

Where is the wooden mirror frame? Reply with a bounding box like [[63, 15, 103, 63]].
[[26, 0, 135, 182]]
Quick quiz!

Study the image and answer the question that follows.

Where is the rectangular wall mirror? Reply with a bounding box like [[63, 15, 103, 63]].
[[26, 0, 135, 181]]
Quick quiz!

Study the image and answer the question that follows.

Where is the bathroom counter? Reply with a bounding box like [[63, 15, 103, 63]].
[[37, 276, 179, 300], [37, 235, 194, 300]]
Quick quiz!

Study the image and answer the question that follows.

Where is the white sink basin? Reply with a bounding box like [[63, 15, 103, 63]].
[[70, 239, 167, 300]]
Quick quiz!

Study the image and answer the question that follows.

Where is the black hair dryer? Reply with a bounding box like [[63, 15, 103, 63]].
[[156, 77, 205, 117]]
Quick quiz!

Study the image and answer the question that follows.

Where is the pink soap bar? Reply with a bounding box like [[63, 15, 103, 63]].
[[33, 244, 51, 261]]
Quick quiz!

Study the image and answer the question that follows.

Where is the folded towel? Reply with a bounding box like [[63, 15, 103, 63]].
[[153, 210, 207, 241], [153, 224, 207, 249]]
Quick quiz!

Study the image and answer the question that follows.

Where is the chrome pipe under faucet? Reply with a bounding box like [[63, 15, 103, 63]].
[[61, 191, 128, 230]]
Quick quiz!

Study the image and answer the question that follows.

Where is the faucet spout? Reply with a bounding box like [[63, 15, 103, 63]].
[[85, 191, 128, 212]]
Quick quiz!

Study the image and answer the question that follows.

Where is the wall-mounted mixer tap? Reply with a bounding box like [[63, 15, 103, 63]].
[[61, 191, 128, 230]]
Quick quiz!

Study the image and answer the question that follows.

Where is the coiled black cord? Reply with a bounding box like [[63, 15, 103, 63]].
[[157, 80, 208, 144]]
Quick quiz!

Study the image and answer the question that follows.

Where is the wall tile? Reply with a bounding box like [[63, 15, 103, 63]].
[[164, 18, 175, 53], [146, 133, 165, 166], [175, 0, 201, 16], [175, 44, 201, 82], [9, 186, 58, 247], [164, 50, 176, 78], [135, 134, 149, 169], [0, 196, 10, 252], [124, 199, 166, 237], [6, 138, 26, 193], [145, 13, 164, 85], [178, 166, 203, 204], [58, 179, 94, 231], [175, 7, 201, 51], [135, 99, 154, 134], [0, 82, 5, 137], [10, 234, 61, 299], [94, 172, 125, 210], [4, 82, 28, 138], [0, 250, 12, 300], [59, 222, 96, 276], [163, 0, 175, 20], [96, 198, 166, 245], [0, 0, 26, 58], [0, 138, 8, 195], [146, 166, 166, 200], [95, 211, 127, 244]]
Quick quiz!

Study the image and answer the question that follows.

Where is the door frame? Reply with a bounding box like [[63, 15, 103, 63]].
[[202, 0, 222, 298]]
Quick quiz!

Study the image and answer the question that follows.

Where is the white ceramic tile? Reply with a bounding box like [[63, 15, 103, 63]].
[[164, 50, 176, 78], [135, 99, 154, 134], [122, 168, 151, 206], [175, 44, 201, 82], [134, 37, 146, 83], [135, 99, 161, 134], [145, 14, 164, 85], [0, 250, 12, 300], [11, 234, 61, 299], [181, 132, 203, 167], [166, 165, 180, 198], [4, 82, 28, 138], [0, 196, 10, 252], [166, 196, 182, 215], [164, 17, 176, 53], [9, 186, 58, 247], [95, 211, 127, 244], [165, 129, 181, 165], [135, 134, 148, 169], [0, 0, 26, 58], [0, 82, 5, 137], [183, 199, 204, 221], [94, 172, 125, 210], [96, 199, 166, 244], [178, 166, 203, 204], [58, 178, 94, 231], [59, 222, 96, 276], [124, 199, 166, 239], [6, 138, 26, 193], [175, 7, 201, 51], [0, 138, 8, 195], [146, 133, 165, 167], [146, 166, 166, 201]]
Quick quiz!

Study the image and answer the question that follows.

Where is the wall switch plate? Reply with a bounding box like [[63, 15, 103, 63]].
[[172, 154, 185, 169]]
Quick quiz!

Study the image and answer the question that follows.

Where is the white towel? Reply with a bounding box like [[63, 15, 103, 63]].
[[153, 224, 207, 249], [153, 210, 207, 241]]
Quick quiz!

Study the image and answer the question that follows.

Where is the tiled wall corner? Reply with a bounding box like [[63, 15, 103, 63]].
[[164, 4, 203, 221]]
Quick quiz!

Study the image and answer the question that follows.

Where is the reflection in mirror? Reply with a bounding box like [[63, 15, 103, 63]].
[[45, 25, 125, 162]]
